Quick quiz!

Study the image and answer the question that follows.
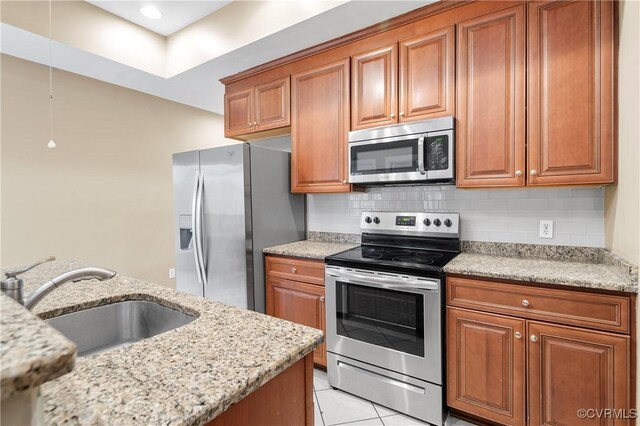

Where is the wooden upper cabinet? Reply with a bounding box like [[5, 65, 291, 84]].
[[254, 77, 290, 131], [291, 58, 351, 193], [224, 88, 254, 137], [456, 5, 526, 188], [527, 0, 615, 185], [528, 321, 630, 425], [399, 26, 455, 123], [351, 44, 398, 130], [447, 308, 526, 426], [224, 76, 290, 139]]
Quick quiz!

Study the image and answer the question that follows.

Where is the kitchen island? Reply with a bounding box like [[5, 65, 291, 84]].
[[1, 260, 323, 425]]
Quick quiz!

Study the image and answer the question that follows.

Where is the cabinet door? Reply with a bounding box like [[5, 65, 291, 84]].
[[456, 6, 526, 188], [351, 44, 398, 130], [266, 277, 326, 367], [255, 76, 290, 132], [528, 322, 630, 425], [528, 1, 615, 185], [399, 26, 454, 122], [447, 308, 525, 426], [291, 58, 351, 193], [224, 88, 254, 137]]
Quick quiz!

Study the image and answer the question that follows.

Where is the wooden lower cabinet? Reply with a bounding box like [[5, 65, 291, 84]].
[[447, 308, 526, 426], [446, 276, 633, 426], [207, 353, 314, 426], [266, 274, 326, 367], [528, 322, 630, 426]]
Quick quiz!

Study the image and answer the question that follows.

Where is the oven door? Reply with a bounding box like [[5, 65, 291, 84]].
[[348, 135, 426, 184], [325, 266, 442, 384]]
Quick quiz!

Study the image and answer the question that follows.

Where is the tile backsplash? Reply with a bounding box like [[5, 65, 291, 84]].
[[307, 186, 605, 247]]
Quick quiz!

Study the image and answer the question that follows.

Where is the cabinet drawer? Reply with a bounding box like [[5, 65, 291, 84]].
[[446, 276, 630, 333], [266, 255, 325, 286]]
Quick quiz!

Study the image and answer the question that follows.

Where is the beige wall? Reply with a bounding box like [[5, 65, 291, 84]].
[[605, 0, 640, 267], [0, 54, 239, 287]]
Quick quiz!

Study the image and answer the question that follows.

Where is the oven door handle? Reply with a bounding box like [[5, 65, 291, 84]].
[[327, 268, 439, 292], [417, 135, 426, 175]]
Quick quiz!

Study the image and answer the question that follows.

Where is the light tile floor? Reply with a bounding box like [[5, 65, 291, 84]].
[[313, 369, 476, 426]]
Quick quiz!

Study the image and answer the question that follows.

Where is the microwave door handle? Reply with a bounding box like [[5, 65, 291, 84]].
[[418, 135, 426, 175]]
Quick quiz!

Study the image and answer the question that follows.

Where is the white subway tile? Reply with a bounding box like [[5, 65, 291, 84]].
[[570, 234, 605, 247], [554, 220, 586, 235], [507, 199, 549, 210], [549, 198, 595, 210], [571, 187, 604, 198], [585, 219, 605, 235], [455, 190, 489, 200], [488, 231, 530, 243], [487, 189, 528, 199], [533, 188, 573, 198], [307, 186, 605, 247], [472, 199, 509, 210]]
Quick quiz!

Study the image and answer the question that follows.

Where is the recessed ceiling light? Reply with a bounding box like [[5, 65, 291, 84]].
[[140, 5, 162, 20]]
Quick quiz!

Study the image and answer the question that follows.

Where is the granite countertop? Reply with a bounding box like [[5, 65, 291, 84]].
[[263, 240, 358, 260], [1, 260, 323, 425], [0, 295, 76, 400], [445, 242, 638, 293]]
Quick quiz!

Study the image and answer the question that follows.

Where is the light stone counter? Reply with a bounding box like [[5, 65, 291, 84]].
[[1, 260, 323, 425], [445, 242, 638, 293], [263, 240, 357, 260]]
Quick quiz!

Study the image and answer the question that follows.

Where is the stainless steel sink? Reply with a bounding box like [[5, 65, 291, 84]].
[[46, 300, 197, 357]]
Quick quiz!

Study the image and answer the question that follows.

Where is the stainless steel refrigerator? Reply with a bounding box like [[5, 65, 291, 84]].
[[172, 144, 305, 312]]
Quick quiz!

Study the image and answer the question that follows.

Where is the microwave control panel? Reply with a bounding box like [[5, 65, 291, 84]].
[[425, 135, 449, 171]]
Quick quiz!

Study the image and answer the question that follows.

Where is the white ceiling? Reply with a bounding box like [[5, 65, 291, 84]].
[[85, 0, 234, 36], [1, 1, 432, 114]]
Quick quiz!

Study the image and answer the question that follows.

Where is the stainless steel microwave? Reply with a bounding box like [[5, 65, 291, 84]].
[[348, 116, 454, 185]]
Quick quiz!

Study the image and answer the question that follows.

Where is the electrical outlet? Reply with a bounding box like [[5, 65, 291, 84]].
[[169, 268, 176, 279], [539, 220, 554, 239]]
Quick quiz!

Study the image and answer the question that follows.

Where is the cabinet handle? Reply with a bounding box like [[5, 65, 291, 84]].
[[515, 170, 522, 177], [291, 267, 297, 273], [390, 113, 396, 118], [342, 180, 347, 184], [515, 331, 522, 339], [521, 299, 530, 307], [530, 335, 538, 342], [399, 112, 404, 117], [530, 170, 538, 176], [320, 296, 325, 302]]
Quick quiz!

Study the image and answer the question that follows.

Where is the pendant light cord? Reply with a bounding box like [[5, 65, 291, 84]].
[[48, 0, 53, 141]]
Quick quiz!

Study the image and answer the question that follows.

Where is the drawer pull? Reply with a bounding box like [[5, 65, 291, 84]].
[[292, 267, 297, 273], [515, 331, 522, 339], [320, 296, 325, 302], [530, 335, 538, 342], [521, 299, 530, 307]]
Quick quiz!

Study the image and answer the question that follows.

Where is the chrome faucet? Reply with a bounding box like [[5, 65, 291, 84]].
[[1, 257, 116, 310]]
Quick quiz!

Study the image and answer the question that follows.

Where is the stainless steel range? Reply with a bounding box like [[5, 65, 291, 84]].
[[325, 211, 461, 425]]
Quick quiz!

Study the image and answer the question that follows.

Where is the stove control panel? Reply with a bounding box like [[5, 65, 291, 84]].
[[360, 211, 459, 238]]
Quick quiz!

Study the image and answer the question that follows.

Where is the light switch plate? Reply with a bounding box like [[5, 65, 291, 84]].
[[169, 268, 176, 279], [539, 220, 553, 239]]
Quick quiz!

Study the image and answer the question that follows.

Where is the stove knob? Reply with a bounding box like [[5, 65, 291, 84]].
[[373, 217, 380, 224], [433, 218, 442, 227], [444, 218, 452, 227], [423, 218, 431, 226], [365, 216, 372, 224]]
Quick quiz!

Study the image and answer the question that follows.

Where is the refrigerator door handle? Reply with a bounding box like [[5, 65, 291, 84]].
[[191, 171, 203, 285], [195, 171, 207, 285]]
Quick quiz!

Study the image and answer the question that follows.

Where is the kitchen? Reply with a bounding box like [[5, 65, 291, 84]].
[[1, 0, 638, 425]]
